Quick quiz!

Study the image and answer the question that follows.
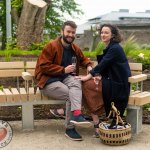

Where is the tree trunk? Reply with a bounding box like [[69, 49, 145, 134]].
[[17, 0, 47, 50]]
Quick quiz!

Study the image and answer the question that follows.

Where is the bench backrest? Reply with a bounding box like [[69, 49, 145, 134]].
[[25, 61, 143, 76], [0, 61, 24, 77], [129, 63, 142, 75], [25, 61, 37, 76]]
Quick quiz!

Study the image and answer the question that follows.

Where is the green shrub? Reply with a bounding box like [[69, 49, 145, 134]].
[[141, 44, 150, 50], [143, 104, 150, 111], [95, 42, 105, 55], [122, 35, 140, 55], [83, 51, 97, 58], [0, 49, 42, 57], [83, 47, 90, 51], [5, 38, 17, 50], [0, 86, 3, 91], [128, 50, 150, 70], [29, 38, 49, 51], [4, 51, 12, 61]]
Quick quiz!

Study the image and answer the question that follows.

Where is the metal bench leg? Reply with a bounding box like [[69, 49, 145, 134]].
[[126, 105, 143, 134], [22, 103, 34, 130]]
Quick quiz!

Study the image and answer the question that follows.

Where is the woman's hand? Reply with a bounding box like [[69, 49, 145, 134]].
[[75, 74, 93, 82], [93, 75, 102, 84]]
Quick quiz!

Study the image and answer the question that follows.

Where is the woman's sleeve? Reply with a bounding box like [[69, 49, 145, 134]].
[[90, 47, 119, 76]]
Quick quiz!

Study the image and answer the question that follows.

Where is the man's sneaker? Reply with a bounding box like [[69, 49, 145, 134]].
[[65, 128, 82, 141], [70, 114, 92, 127], [50, 109, 65, 119]]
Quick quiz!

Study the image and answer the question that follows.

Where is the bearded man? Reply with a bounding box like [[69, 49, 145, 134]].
[[35, 21, 93, 141]]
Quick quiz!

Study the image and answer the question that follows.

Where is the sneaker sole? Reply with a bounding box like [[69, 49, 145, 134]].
[[70, 120, 92, 128], [65, 133, 83, 141], [50, 109, 65, 119]]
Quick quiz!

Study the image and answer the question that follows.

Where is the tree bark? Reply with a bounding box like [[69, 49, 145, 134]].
[[17, 0, 47, 50], [11, 8, 19, 25]]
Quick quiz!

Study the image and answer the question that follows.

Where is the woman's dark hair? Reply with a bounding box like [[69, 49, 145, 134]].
[[99, 24, 123, 43], [61, 21, 77, 31]]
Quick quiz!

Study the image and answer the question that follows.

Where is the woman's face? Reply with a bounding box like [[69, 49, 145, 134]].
[[100, 26, 112, 45]]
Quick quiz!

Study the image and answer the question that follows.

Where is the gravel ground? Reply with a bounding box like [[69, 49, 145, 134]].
[[1, 119, 150, 150]]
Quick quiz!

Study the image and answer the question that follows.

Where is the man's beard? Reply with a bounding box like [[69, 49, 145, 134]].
[[62, 34, 75, 45]]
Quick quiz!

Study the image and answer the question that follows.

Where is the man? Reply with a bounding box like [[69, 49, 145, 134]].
[[35, 21, 93, 141]]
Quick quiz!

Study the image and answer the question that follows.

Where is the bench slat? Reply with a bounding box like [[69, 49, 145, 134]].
[[35, 88, 42, 100], [131, 91, 150, 97], [129, 91, 150, 105], [129, 63, 142, 71], [135, 93, 150, 105], [11, 88, 21, 102], [0, 69, 24, 77], [129, 91, 149, 105], [25, 61, 36, 76], [0, 62, 24, 69], [131, 71, 142, 75], [41, 93, 49, 100], [19, 88, 28, 102], [26, 61, 36, 69], [3, 88, 13, 102], [128, 74, 147, 83], [128, 97, 135, 105], [130, 90, 141, 95], [0, 90, 7, 102], [29, 87, 36, 101]]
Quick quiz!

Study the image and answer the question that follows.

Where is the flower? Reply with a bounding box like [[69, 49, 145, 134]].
[[138, 53, 144, 59]]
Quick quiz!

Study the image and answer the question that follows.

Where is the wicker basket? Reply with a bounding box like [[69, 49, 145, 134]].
[[99, 102, 132, 146], [99, 123, 131, 145]]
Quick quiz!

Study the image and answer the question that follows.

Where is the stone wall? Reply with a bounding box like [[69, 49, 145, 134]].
[[75, 30, 94, 51], [75, 27, 150, 51], [120, 29, 150, 45]]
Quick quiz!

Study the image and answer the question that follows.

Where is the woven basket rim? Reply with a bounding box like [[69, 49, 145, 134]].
[[99, 122, 131, 131]]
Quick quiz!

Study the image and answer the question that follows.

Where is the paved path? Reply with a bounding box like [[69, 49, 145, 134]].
[[2, 119, 150, 150]]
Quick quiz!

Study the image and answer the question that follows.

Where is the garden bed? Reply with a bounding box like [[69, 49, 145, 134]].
[[0, 105, 150, 124]]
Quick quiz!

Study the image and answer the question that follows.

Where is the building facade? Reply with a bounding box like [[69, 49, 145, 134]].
[[75, 9, 150, 51]]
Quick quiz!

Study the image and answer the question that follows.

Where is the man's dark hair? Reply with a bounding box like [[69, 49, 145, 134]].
[[99, 24, 123, 43], [61, 21, 77, 31]]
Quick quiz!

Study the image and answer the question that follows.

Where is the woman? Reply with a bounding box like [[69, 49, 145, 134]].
[[80, 24, 131, 137]]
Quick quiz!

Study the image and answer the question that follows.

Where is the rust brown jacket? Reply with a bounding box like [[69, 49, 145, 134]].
[[35, 37, 92, 88]]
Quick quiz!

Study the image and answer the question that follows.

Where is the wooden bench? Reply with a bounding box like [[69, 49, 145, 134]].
[[127, 63, 150, 134], [0, 61, 65, 130], [0, 61, 150, 134]]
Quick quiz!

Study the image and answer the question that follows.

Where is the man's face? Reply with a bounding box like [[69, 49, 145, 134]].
[[61, 25, 76, 44]]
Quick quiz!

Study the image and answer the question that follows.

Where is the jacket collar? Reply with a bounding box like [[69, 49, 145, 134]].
[[103, 41, 118, 53], [57, 36, 78, 55]]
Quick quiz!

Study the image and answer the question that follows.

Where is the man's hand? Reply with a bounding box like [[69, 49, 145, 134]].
[[65, 65, 75, 74]]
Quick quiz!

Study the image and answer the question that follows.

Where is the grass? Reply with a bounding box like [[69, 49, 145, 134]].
[[0, 49, 41, 56]]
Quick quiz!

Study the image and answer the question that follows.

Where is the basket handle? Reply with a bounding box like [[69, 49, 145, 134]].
[[107, 102, 125, 125]]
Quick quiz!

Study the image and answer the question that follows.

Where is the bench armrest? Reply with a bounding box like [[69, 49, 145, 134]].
[[22, 72, 33, 81], [128, 74, 147, 83]]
